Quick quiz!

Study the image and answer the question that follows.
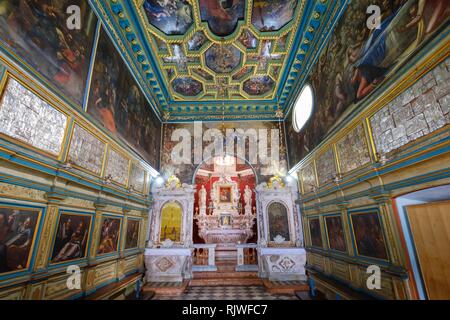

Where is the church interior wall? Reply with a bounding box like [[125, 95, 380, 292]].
[[0, 20, 156, 299], [293, 34, 450, 299]]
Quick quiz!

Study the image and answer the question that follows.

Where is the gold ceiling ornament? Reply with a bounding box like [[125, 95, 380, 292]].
[[163, 111, 171, 121], [165, 175, 182, 189], [276, 107, 286, 155], [267, 175, 285, 189]]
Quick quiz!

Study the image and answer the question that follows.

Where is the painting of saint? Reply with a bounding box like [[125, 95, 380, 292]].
[[88, 29, 161, 169], [268, 202, 290, 242], [160, 202, 182, 242], [287, 0, 450, 168], [97, 217, 121, 255], [199, 0, 245, 36], [243, 76, 275, 96], [219, 187, 232, 203], [0, 207, 40, 274], [143, 0, 193, 35], [252, 0, 297, 31], [0, 0, 97, 105], [205, 44, 241, 73], [351, 211, 388, 260], [172, 77, 203, 96], [125, 219, 140, 249], [309, 218, 323, 248], [325, 216, 346, 252], [51, 213, 91, 263], [188, 31, 207, 51]]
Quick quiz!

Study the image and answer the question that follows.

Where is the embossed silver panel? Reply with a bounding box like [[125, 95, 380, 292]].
[[370, 58, 450, 155], [301, 162, 316, 194], [105, 148, 129, 185], [316, 148, 337, 186], [68, 124, 106, 175], [0, 78, 67, 154], [336, 125, 371, 174], [129, 163, 146, 193]]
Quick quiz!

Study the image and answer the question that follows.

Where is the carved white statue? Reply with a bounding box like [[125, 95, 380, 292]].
[[199, 185, 207, 207], [244, 185, 252, 206]]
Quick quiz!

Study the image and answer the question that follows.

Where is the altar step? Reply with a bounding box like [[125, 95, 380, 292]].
[[262, 279, 309, 295], [191, 267, 261, 286]]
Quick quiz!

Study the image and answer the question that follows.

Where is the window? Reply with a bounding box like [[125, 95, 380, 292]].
[[292, 84, 314, 133]]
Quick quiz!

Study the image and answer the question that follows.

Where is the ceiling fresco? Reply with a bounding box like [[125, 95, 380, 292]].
[[89, 0, 348, 121]]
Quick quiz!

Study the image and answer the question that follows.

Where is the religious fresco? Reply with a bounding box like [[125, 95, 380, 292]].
[[232, 66, 254, 81], [192, 68, 214, 81], [172, 77, 203, 96], [125, 219, 140, 249], [268, 202, 290, 241], [87, 29, 161, 169], [350, 211, 388, 260], [199, 0, 245, 36], [309, 218, 323, 248], [143, 0, 194, 35], [51, 213, 91, 264], [97, 217, 121, 255], [205, 44, 242, 74], [0, 78, 68, 155], [325, 215, 346, 252], [238, 29, 258, 49], [287, 0, 450, 168], [243, 76, 275, 96], [161, 121, 288, 184], [252, 0, 297, 31], [0, 207, 40, 274], [160, 202, 182, 242], [68, 124, 106, 175], [0, 0, 97, 105], [188, 31, 208, 51]]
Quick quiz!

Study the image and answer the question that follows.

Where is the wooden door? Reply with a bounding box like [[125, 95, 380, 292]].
[[406, 201, 450, 299]]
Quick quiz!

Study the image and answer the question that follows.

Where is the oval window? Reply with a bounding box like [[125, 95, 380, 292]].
[[292, 84, 314, 133]]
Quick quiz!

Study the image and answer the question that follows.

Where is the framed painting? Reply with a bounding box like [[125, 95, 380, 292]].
[[350, 210, 388, 261], [160, 202, 182, 243], [309, 218, 323, 248], [50, 212, 92, 264], [267, 202, 290, 242], [0, 206, 42, 275], [219, 186, 232, 203], [97, 216, 121, 255], [325, 215, 346, 252], [124, 219, 140, 250], [0, 0, 97, 105]]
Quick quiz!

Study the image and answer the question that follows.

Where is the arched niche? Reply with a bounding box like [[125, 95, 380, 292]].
[[160, 201, 183, 243], [267, 201, 291, 242]]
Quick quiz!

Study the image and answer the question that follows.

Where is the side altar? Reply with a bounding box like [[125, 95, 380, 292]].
[[144, 176, 195, 282], [256, 176, 306, 281]]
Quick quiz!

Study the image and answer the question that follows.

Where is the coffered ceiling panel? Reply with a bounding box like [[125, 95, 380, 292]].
[[89, 0, 347, 121]]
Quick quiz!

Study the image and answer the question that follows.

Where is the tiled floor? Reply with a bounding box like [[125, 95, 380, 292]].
[[153, 285, 299, 300]]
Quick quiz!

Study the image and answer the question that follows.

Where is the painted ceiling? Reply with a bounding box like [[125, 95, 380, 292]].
[[89, 0, 347, 121]]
